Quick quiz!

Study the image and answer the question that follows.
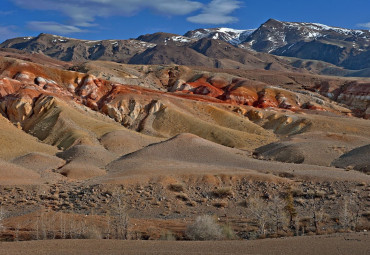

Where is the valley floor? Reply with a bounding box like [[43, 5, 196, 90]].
[[0, 232, 368, 255]]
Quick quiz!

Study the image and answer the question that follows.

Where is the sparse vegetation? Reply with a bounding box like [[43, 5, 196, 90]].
[[246, 196, 270, 236], [284, 191, 297, 228], [221, 224, 237, 240], [175, 193, 189, 201], [340, 195, 361, 231], [269, 194, 288, 235], [0, 180, 368, 242], [159, 231, 176, 241], [168, 183, 184, 192], [0, 207, 5, 232], [212, 187, 233, 198], [186, 215, 223, 240], [110, 188, 129, 240], [212, 201, 228, 208]]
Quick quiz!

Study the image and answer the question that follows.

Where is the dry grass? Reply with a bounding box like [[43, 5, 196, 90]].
[[212, 187, 233, 198], [168, 183, 184, 192], [185, 215, 223, 241]]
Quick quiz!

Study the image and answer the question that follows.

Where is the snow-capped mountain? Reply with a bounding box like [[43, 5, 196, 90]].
[[242, 19, 370, 53], [184, 27, 256, 45], [239, 19, 370, 70], [2, 19, 370, 73]]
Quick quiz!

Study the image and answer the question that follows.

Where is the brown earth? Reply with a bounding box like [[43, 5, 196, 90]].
[[0, 232, 368, 255]]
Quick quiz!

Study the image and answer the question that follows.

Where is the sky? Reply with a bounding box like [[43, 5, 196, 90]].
[[0, 0, 370, 42]]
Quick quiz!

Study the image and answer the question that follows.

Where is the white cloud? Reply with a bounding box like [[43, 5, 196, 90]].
[[11, 0, 204, 27], [0, 26, 18, 42], [27, 21, 85, 34], [187, 0, 242, 25], [0, 11, 14, 15], [357, 22, 370, 29]]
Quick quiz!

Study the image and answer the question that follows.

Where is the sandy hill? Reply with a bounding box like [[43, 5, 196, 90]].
[[105, 133, 370, 183], [0, 115, 58, 160]]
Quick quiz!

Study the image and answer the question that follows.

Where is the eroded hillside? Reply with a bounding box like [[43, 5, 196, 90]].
[[0, 53, 369, 241]]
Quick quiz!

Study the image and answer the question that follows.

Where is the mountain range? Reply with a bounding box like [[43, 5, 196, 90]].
[[1, 19, 370, 77]]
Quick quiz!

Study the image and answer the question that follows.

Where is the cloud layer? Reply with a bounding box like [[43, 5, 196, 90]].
[[187, 0, 242, 24], [0, 26, 18, 42], [10, 0, 242, 34], [357, 22, 370, 29], [12, 0, 204, 26], [27, 22, 85, 34]]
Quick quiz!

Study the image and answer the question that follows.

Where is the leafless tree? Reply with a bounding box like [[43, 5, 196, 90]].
[[106, 212, 111, 239], [15, 223, 20, 241], [294, 214, 301, 236], [40, 209, 47, 239], [340, 195, 361, 231], [0, 207, 6, 232], [111, 188, 129, 239], [269, 194, 288, 235], [308, 194, 326, 234], [60, 212, 66, 239], [247, 196, 269, 236]]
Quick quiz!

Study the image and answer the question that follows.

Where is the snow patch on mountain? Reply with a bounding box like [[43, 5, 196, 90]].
[[282, 21, 367, 38], [170, 36, 191, 43], [185, 27, 256, 45]]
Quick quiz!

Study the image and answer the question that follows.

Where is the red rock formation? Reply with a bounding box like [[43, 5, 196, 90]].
[[0, 57, 359, 131]]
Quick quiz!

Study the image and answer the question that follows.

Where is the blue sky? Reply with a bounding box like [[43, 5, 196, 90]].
[[0, 0, 370, 42]]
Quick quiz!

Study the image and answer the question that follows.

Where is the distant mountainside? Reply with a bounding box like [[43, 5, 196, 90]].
[[0, 32, 299, 72], [0, 33, 156, 62], [1, 19, 370, 76], [136, 32, 195, 46], [242, 19, 370, 70]]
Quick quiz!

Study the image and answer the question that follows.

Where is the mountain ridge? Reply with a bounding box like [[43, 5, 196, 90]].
[[1, 19, 370, 76]]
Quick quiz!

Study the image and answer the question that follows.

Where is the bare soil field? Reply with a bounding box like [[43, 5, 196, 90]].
[[0, 232, 368, 255]]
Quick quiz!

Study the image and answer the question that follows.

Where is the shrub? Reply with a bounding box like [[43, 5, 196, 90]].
[[168, 183, 184, 192], [159, 231, 176, 241], [176, 193, 189, 201], [186, 215, 223, 240], [212, 201, 228, 208], [83, 226, 103, 239], [221, 224, 236, 240], [212, 187, 233, 198]]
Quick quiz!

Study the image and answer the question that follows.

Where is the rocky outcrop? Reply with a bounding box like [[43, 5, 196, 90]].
[[0, 97, 33, 124], [168, 75, 351, 115], [309, 81, 370, 118]]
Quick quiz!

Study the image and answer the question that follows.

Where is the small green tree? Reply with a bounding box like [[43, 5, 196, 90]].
[[284, 192, 297, 229]]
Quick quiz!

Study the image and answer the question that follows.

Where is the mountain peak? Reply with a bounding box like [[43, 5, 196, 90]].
[[184, 27, 255, 46], [265, 18, 280, 23]]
